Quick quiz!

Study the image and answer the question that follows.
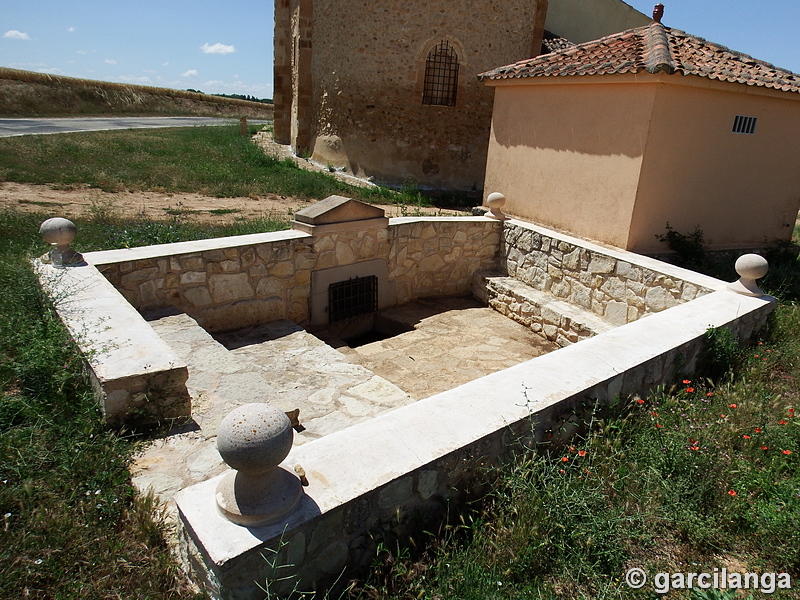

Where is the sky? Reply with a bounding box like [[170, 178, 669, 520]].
[[2, 1, 799, 100], [1, 0, 275, 98]]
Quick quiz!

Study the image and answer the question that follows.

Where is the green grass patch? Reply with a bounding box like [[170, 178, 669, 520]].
[[0, 209, 205, 599], [208, 208, 242, 215], [17, 199, 61, 208], [0, 125, 436, 207], [359, 340, 800, 599]]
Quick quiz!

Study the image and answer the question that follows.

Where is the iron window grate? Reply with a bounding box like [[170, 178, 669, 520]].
[[732, 115, 757, 135], [422, 40, 459, 107], [328, 276, 378, 323]]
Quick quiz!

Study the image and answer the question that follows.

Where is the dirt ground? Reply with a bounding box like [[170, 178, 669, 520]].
[[0, 134, 470, 224]]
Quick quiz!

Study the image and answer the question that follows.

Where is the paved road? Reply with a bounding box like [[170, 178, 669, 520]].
[[0, 116, 272, 137]]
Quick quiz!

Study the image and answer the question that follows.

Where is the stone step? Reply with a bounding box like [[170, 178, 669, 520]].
[[149, 313, 413, 441], [214, 321, 415, 439], [474, 271, 614, 346]]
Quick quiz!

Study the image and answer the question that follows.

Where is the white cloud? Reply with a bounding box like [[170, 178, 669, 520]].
[[77, 50, 87, 55], [200, 42, 236, 55], [162, 62, 169, 66], [104, 59, 117, 65], [181, 69, 198, 77], [3, 30, 31, 40], [67, 27, 76, 33]]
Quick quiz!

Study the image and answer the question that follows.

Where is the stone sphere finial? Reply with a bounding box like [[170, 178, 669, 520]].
[[215, 403, 302, 527], [727, 253, 769, 297], [39, 217, 84, 268], [485, 192, 507, 220]]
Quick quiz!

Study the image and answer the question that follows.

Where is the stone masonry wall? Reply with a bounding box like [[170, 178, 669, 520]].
[[97, 236, 315, 333], [303, 0, 542, 189], [387, 218, 501, 303], [95, 218, 500, 333], [502, 221, 714, 326]]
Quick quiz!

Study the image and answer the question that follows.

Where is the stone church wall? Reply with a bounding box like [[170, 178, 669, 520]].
[[276, 0, 544, 190]]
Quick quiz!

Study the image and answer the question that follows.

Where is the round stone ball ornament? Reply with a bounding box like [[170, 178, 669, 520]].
[[484, 191, 507, 220], [215, 403, 302, 527], [727, 253, 769, 297], [39, 217, 84, 268]]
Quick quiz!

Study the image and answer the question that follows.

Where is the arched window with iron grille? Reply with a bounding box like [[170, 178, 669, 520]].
[[422, 40, 459, 107]]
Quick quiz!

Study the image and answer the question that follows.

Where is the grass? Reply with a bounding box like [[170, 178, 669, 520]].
[[0, 210, 206, 599], [356, 324, 800, 599], [0, 124, 438, 209], [0, 67, 273, 118]]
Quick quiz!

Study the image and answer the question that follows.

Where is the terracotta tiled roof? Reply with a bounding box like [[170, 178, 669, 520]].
[[541, 30, 575, 54], [479, 21, 800, 94]]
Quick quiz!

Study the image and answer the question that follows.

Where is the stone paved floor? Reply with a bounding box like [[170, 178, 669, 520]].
[[131, 299, 558, 505], [329, 297, 558, 400], [132, 314, 413, 502]]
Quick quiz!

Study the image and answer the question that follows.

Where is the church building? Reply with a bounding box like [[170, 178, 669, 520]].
[[273, 0, 649, 190]]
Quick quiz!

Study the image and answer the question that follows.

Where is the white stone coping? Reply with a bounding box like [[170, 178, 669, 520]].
[[83, 230, 312, 265], [505, 219, 727, 292], [388, 216, 494, 225], [175, 289, 773, 566], [82, 218, 490, 265], [36, 261, 185, 381]]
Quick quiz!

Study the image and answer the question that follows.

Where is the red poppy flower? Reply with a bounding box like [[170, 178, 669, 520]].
[[755, 427, 762, 433], [686, 387, 695, 393], [656, 424, 663, 428], [729, 404, 737, 409], [761, 446, 768, 450], [578, 450, 587, 457], [561, 457, 569, 462], [683, 379, 691, 384], [636, 398, 645, 404], [728, 490, 737, 496], [779, 420, 788, 425], [559, 469, 565, 474], [706, 392, 714, 397], [720, 414, 726, 418], [742, 435, 751, 439], [782, 450, 792, 455]]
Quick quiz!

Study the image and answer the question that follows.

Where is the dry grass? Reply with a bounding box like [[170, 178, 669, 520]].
[[0, 67, 273, 118]]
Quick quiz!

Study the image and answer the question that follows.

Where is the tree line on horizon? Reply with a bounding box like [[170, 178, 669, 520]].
[[186, 90, 273, 105]]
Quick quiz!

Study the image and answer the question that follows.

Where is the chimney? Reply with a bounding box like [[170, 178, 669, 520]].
[[653, 3, 664, 23]]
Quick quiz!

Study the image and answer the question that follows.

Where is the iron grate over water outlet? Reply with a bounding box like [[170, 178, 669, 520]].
[[328, 275, 378, 323]]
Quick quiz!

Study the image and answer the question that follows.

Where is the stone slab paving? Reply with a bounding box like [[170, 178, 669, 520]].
[[328, 297, 559, 400], [131, 313, 413, 503], [131, 299, 559, 505]]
